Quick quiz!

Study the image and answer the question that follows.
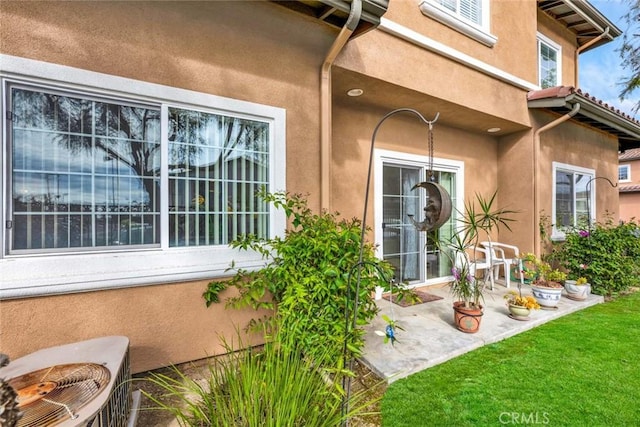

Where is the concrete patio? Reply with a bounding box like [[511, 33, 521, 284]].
[[360, 282, 604, 383]]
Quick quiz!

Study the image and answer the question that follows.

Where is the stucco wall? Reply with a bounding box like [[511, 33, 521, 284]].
[[331, 102, 499, 240], [383, 0, 539, 84], [0, 1, 333, 372], [0, 281, 268, 373], [620, 192, 640, 222], [619, 155, 640, 222], [532, 110, 620, 223]]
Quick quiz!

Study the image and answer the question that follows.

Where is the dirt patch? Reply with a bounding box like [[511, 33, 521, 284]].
[[133, 358, 386, 426]]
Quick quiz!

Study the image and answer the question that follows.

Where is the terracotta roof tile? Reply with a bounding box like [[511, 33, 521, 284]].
[[527, 85, 576, 101], [619, 147, 640, 161], [619, 184, 640, 193], [527, 85, 640, 127], [575, 87, 640, 126]]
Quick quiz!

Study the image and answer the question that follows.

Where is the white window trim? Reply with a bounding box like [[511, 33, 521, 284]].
[[537, 32, 562, 87], [618, 164, 631, 182], [551, 162, 594, 241], [418, 0, 496, 47], [0, 54, 286, 299], [374, 149, 464, 287]]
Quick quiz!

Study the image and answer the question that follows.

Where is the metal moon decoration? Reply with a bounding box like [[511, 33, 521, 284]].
[[408, 181, 452, 232]]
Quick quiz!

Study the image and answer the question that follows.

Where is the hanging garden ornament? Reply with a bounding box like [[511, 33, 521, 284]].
[[407, 120, 452, 232]]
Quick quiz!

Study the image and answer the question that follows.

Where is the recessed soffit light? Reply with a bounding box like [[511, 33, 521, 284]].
[[487, 127, 501, 133], [347, 88, 364, 97]]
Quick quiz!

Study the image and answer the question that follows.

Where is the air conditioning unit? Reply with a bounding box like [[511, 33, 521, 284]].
[[0, 336, 140, 427]]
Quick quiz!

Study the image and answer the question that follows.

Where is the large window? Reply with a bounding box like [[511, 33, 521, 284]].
[[552, 162, 594, 239], [7, 87, 270, 253], [619, 164, 630, 182], [1, 55, 285, 298], [538, 33, 561, 88], [375, 150, 463, 285]]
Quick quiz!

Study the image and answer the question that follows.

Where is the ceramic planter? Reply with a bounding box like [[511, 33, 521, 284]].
[[531, 284, 563, 308], [453, 301, 483, 333], [508, 304, 531, 320], [564, 281, 591, 301]]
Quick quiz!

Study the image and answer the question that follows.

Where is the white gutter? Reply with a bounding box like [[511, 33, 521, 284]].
[[378, 18, 538, 91], [532, 103, 581, 256], [320, 0, 362, 210]]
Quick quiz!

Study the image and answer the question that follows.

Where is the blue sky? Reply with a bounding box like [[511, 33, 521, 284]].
[[579, 0, 637, 118]]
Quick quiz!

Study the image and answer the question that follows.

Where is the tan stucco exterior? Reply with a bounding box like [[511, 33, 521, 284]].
[[619, 150, 640, 222], [0, 0, 628, 372]]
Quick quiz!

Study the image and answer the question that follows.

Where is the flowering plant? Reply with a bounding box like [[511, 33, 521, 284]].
[[504, 291, 540, 310], [518, 253, 566, 288], [575, 277, 588, 285]]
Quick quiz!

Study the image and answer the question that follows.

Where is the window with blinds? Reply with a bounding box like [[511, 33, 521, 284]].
[[6, 84, 271, 254], [436, 0, 482, 26]]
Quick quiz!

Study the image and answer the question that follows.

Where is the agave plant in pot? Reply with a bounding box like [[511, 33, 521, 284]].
[[443, 191, 517, 333]]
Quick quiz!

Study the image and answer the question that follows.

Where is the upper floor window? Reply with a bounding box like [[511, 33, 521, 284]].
[[538, 33, 561, 88], [619, 164, 630, 182], [552, 162, 594, 239], [419, 0, 496, 47], [0, 55, 286, 298], [437, 0, 482, 26]]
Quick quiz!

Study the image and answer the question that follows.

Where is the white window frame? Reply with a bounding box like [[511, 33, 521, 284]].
[[537, 32, 562, 88], [418, 0, 496, 47], [551, 162, 594, 241], [618, 164, 631, 182], [374, 149, 464, 287], [0, 55, 286, 299]]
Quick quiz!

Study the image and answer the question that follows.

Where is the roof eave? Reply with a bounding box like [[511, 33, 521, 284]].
[[528, 92, 640, 152], [538, 0, 623, 52]]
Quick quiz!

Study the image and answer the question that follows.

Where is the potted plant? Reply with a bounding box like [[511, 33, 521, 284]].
[[503, 289, 540, 320], [564, 276, 591, 301], [530, 257, 566, 308], [442, 191, 517, 333], [512, 252, 538, 284]]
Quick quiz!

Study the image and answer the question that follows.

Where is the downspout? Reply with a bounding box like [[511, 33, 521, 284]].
[[320, 0, 362, 210], [575, 27, 609, 85], [532, 103, 580, 256]]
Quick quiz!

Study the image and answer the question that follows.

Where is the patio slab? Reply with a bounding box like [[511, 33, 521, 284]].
[[360, 282, 604, 383]]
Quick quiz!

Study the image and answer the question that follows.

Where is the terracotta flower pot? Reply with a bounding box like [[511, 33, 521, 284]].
[[453, 301, 483, 333]]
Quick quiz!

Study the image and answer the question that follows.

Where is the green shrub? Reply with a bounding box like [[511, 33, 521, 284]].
[[140, 324, 382, 426], [554, 218, 640, 296], [203, 190, 394, 365]]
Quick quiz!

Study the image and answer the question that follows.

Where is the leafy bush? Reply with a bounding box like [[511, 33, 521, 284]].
[[203, 190, 394, 365], [140, 324, 383, 426], [554, 218, 640, 296]]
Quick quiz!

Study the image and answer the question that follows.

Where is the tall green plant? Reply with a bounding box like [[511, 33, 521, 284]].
[[203, 190, 394, 365], [140, 324, 383, 426], [442, 190, 517, 308]]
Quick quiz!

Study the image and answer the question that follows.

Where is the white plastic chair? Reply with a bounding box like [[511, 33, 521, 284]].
[[480, 241, 524, 288], [452, 245, 495, 290]]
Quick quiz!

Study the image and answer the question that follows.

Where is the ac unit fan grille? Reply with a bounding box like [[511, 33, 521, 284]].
[[10, 363, 110, 427]]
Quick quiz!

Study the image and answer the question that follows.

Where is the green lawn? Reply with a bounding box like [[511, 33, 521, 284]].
[[382, 291, 640, 427]]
